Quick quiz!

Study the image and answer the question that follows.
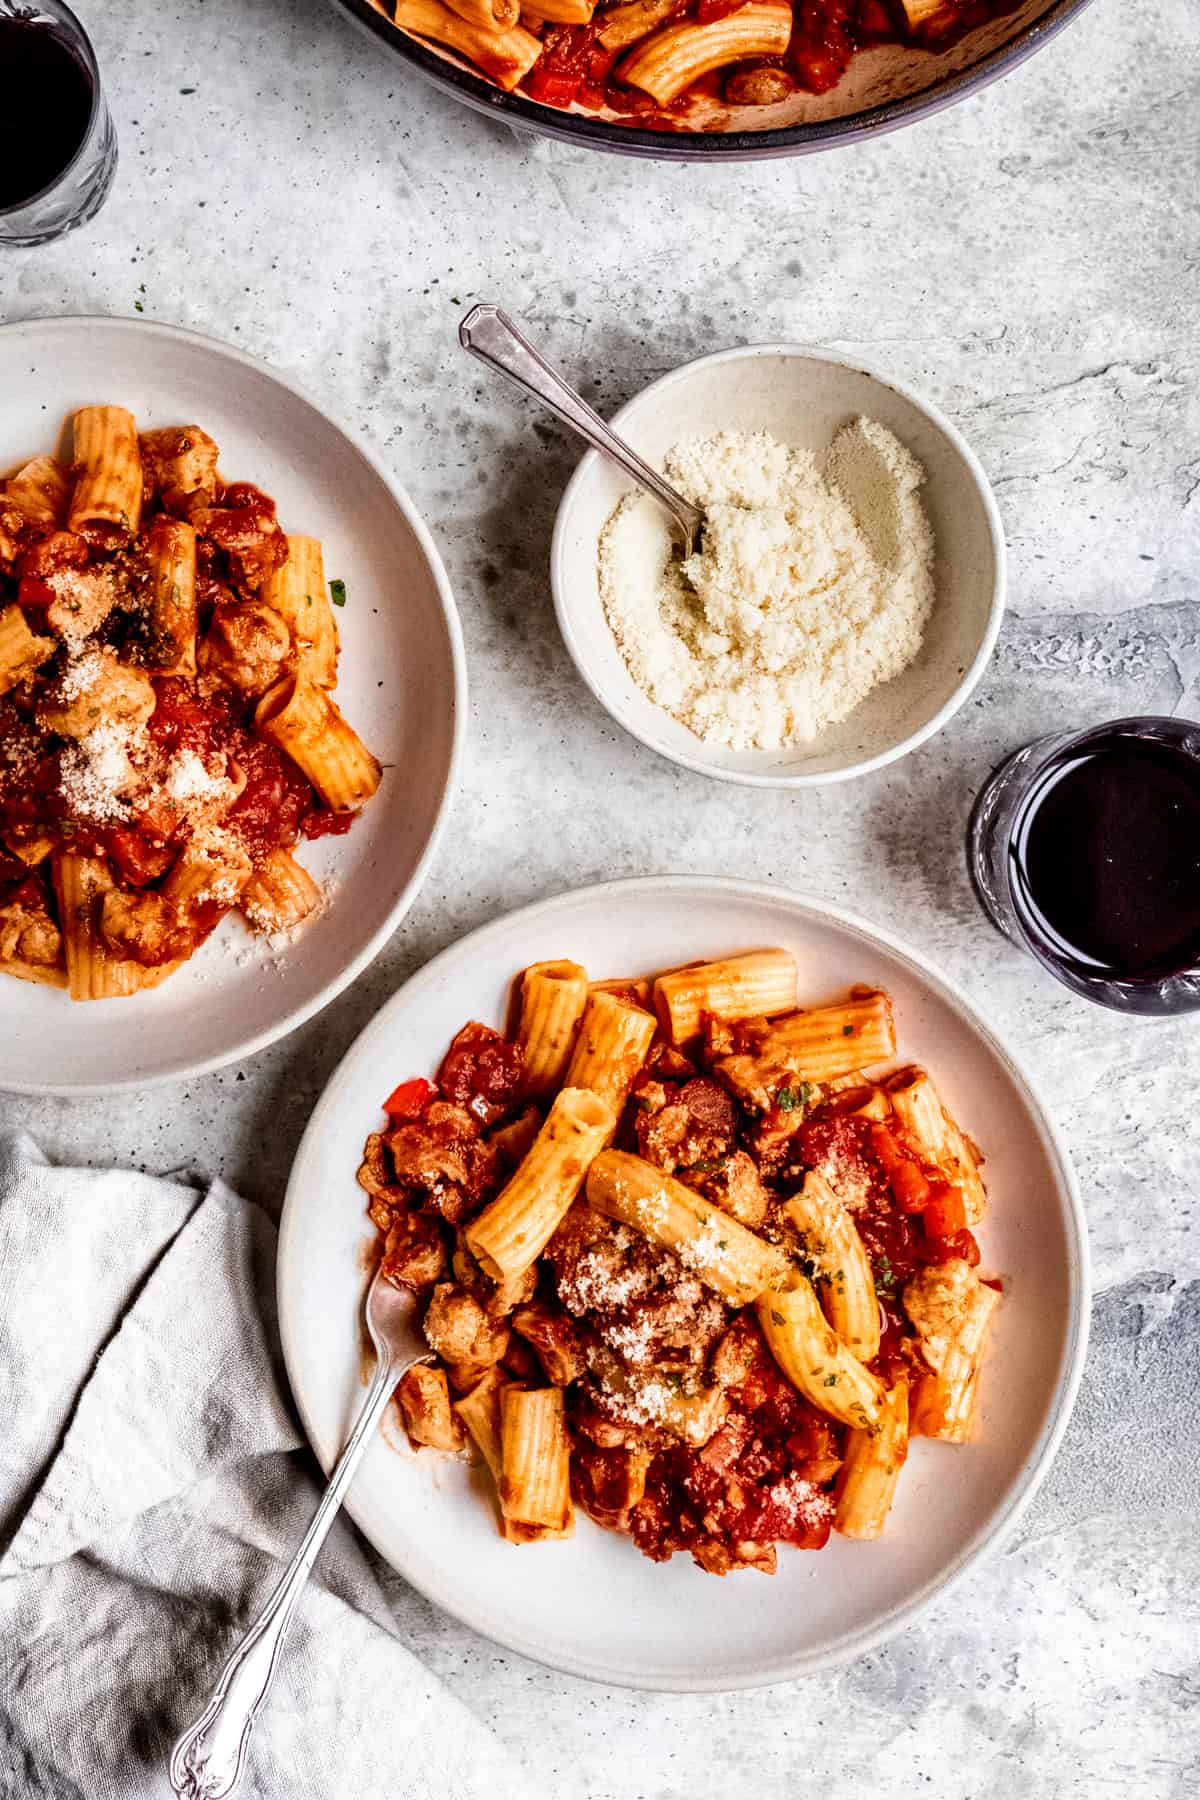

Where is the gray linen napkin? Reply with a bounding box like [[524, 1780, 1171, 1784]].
[[0, 1132, 532, 1800]]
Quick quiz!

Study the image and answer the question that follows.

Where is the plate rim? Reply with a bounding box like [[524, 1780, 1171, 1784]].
[[277, 873, 1091, 1691], [550, 340, 1007, 789], [0, 313, 468, 1096]]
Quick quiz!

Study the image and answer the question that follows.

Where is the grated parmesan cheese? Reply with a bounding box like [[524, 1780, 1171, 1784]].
[[598, 419, 935, 752], [57, 721, 149, 822]]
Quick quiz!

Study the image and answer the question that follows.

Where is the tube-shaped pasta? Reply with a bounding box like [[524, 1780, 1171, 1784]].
[[563, 987, 656, 1118], [586, 1151, 787, 1306], [393, 0, 542, 90], [723, 990, 896, 1094], [3, 455, 70, 528], [0, 956, 68, 988], [516, 959, 589, 1100], [783, 1171, 880, 1362], [445, 0, 519, 23], [52, 852, 144, 1001], [522, 0, 593, 19], [3, 828, 57, 867], [596, 0, 677, 49], [454, 1366, 509, 1484], [255, 673, 381, 811], [500, 1386, 572, 1531], [756, 1274, 884, 1431], [259, 535, 339, 688], [68, 405, 143, 546], [240, 847, 322, 933], [0, 604, 54, 696], [141, 515, 198, 676], [455, 1367, 558, 1542], [618, 2, 793, 105], [489, 1104, 542, 1168], [888, 1068, 987, 1225], [834, 1379, 909, 1539], [903, 1259, 1000, 1442], [466, 1087, 615, 1282], [589, 974, 653, 1009], [163, 832, 253, 907], [653, 948, 797, 1046]]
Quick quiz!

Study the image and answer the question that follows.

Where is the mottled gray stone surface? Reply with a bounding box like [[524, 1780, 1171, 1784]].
[[3, 0, 1199, 1791]]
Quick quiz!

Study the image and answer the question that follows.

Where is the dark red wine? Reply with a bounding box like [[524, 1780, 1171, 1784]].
[[1011, 733, 1200, 978], [0, 21, 94, 210]]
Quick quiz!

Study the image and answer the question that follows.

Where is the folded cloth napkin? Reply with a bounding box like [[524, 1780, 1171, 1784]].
[[0, 1132, 535, 1800]]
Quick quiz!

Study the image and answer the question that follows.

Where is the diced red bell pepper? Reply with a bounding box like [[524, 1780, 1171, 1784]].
[[526, 66, 584, 108], [382, 1076, 436, 1120], [105, 826, 175, 887], [869, 1122, 930, 1212], [922, 1183, 968, 1239], [16, 575, 57, 608]]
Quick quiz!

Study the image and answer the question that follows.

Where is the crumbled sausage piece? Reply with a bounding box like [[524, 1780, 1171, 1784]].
[[423, 1281, 509, 1367], [512, 1300, 585, 1385], [380, 1211, 446, 1291], [397, 1364, 465, 1452]]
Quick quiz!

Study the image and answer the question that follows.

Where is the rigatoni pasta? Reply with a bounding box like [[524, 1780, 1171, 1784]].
[[360, 948, 1000, 1577], [68, 405, 143, 546], [653, 948, 797, 1045], [465, 1086, 615, 1280], [0, 405, 383, 1000], [385, 0, 1017, 126], [516, 958, 590, 1099]]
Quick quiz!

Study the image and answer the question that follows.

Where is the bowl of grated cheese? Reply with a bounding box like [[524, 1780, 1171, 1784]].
[[551, 344, 1005, 786]]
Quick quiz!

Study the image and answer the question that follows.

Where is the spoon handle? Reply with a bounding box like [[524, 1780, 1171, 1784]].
[[168, 1350, 398, 1800], [459, 303, 703, 548]]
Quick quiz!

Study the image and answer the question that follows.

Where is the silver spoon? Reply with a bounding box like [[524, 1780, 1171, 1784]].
[[168, 1267, 429, 1800], [459, 303, 705, 555]]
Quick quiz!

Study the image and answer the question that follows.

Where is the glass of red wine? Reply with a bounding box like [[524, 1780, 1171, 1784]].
[[968, 716, 1200, 1014], [0, 1, 116, 247]]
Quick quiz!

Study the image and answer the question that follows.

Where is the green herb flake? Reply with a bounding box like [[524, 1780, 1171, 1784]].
[[770, 1309, 786, 1326], [134, 299, 144, 313], [329, 578, 347, 608], [665, 1372, 684, 1391], [823, 1374, 839, 1388], [775, 1082, 812, 1113], [874, 1256, 896, 1294], [842, 1024, 855, 1037]]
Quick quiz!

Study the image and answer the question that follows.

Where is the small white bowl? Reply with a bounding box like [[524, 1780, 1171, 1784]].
[[551, 344, 1005, 787]]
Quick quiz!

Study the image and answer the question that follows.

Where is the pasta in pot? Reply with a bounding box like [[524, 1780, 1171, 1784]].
[[0, 406, 382, 1000], [359, 949, 1002, 1576], [388, 0, 1032, 126]]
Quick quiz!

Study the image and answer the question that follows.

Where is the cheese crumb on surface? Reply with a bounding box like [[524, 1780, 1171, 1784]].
[[598, 419, 935, 752]]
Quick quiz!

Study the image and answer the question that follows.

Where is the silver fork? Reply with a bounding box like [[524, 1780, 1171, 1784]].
[[459, 302, 707, 555], [168, 1267, 429, 1800]]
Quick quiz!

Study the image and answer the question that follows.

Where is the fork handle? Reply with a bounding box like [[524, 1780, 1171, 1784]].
[[168, 1350, 400, 1800], [458, 303, 704, 548]]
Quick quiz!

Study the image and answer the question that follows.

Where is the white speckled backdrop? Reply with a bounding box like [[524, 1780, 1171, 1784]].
[[4, 0, 1199, 1793]]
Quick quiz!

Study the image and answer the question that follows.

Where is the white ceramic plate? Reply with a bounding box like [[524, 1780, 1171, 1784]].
[[0, 317, 465, 1094], [551, 344, 1005, 786], [278, 876, 1088, 1690]]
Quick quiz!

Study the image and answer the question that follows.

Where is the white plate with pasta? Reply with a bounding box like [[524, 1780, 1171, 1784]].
[[0, 317, 464, 1093], [278, 875, 1089, 1689]]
